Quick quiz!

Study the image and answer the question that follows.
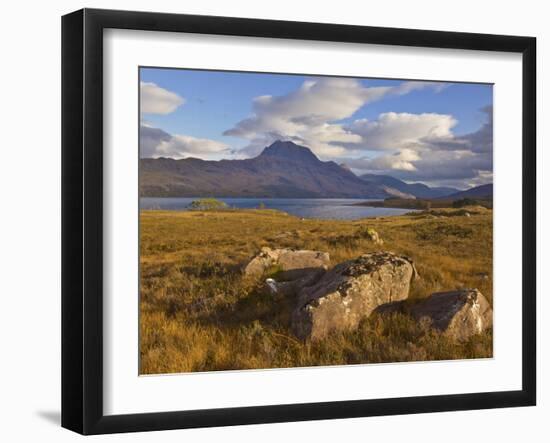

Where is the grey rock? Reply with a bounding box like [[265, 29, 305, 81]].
[[376, 288, 492, 341], [292, 252, 417, 340], [244, 247, 330, 277]]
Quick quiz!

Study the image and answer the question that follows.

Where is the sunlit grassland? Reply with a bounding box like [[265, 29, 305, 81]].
[[140, 207, 493, 374]]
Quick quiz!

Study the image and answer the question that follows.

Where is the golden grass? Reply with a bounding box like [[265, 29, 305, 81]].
[[140, 207, 493, 374]]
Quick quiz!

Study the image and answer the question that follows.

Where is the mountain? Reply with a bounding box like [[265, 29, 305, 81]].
[[359, 173, 459, 199], [444, 183, 493, 199], [140, 141, 394, 198]]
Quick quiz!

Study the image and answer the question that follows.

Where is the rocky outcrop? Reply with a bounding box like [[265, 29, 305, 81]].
[[244, 247, 330, 277], [292, 252, 417, 340], [247, 247, 491, 343], [376, 288, 492, 341]]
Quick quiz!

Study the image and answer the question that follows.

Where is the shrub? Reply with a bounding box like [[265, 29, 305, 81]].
[[453, 198, 479, 208], [188, 198, 228, 210]]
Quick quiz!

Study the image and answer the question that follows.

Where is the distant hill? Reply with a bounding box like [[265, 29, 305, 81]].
[[141, 141, 397, 198], [445, 183, 493, 199], [360, 173, 459, 199]]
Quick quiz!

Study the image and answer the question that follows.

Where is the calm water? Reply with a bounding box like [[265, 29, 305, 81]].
[[140, 197, 415, 220]]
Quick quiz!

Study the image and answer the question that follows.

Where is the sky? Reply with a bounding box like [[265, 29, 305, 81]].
[[140, 67, 493, 189]]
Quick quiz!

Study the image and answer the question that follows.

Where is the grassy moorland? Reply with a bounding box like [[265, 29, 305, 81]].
[[140, 207, 493, 374]]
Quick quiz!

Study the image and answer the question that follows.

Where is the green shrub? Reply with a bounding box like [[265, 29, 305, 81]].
[[453, 198, 479, 208], [188, 198, 228, 210]]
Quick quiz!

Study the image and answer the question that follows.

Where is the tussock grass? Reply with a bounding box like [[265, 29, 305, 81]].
[[140, 207, 493, 374]]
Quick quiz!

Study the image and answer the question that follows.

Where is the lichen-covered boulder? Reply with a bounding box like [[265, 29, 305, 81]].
[[291, 252, 417, 340], [376, 288, 493, 341], [244, 247, 330, 277]]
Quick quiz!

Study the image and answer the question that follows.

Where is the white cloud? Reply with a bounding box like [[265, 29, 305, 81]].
[[348, 112, 457, 151], [347, 148, 492, 188], [140, 125, 172, 157], [365, 148, 421, 171], [457, 105, 493, 153], [140, 81, 184, 114], [140, 125, 229, 160], [343, 107, 493, 187], [224, 78, 444, 158], [391, 81, 448, 96], [222, 77, 492, 187], [156, 135, 229, 159]]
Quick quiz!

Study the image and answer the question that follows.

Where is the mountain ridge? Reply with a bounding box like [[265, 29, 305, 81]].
[[140, 141, 390, 198], [140, 140, 469, 199]]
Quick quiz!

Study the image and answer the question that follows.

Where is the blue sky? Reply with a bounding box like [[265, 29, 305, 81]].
[[139, 67, 493, 188]]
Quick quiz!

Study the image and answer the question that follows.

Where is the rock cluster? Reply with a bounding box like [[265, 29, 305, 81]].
[[243, 248, 492, 342]]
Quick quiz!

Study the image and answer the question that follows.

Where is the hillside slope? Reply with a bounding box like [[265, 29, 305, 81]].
[[140, 141, 391, 198], [360, 173, 458, 199], [445, 183, 493, 199]]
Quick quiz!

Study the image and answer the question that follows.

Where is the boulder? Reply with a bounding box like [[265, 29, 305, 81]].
[[292, 252, 417, 340], [244, 247, 330, 277], [376, 288, 492, 341]]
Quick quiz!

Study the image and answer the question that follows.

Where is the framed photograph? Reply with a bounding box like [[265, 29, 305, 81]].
[[62, 8, 536, 434]]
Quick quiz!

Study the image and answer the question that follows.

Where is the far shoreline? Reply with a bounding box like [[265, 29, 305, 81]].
[[351, 197, 493, 210], [139, 197, 415, 221]]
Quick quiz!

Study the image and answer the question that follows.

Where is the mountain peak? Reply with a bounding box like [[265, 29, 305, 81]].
[[259, 140, 319, 163]]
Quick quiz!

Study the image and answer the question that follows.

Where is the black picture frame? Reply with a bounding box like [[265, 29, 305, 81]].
[[62, 8, 536, 435]]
